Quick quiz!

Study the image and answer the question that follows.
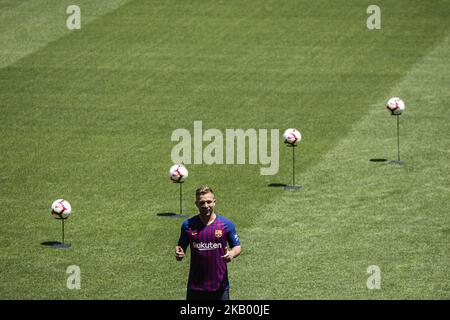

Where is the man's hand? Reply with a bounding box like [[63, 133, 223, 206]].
[[221, 248, 234, 263], [175, 246, 185, 261]]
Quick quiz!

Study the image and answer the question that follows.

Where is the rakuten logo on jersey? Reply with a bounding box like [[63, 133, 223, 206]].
[[192, 242, 222, 251]]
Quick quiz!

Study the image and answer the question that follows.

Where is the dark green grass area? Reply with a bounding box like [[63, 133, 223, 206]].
[[0, 0, 449, 299]]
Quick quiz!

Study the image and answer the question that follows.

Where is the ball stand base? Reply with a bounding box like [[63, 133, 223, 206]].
[[389, 160, 404, 165], [51, 243, 71, 249], [284, 185, 303, 190]]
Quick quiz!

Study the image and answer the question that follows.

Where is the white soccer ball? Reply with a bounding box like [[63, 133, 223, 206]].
[[51, 199, 72, 219], [283, 128, 302, 146], [169, 164, 188, 183], [386, 97, 405, 115]]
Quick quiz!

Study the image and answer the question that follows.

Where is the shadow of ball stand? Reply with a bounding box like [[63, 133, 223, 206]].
[[284, 144, 303, 190]]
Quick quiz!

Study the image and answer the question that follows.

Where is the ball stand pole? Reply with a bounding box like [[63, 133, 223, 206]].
[[389, 114, 404, 165], [284, 145, 303, 190], [179, 182, 183, 215], [51, 218, 71, 249]]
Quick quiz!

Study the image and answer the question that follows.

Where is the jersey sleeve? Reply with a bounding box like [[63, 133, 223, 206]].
[[177, 220, 189, 250], [225, 220, 241, 248]]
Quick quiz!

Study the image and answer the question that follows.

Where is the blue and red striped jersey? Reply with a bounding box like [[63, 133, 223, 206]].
[[178, 213, 240, 291]]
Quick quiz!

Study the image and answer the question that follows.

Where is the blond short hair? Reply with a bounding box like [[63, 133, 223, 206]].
[[195, 186, 215, 198]]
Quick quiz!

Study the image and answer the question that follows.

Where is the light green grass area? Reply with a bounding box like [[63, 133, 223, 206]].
[[0, 0, 449, 299]]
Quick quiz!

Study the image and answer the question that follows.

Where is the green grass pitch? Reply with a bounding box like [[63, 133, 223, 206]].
[[0, 0, 449, 299]]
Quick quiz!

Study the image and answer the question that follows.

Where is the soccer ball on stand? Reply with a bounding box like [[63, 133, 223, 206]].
[[49, 199, 72, 249], [386, 97, 406, 164], [282, 128, 303, 190], [168, 164, 188, 216]]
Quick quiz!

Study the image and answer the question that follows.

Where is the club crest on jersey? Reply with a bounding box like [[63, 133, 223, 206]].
[[215, 230, 223, 238]]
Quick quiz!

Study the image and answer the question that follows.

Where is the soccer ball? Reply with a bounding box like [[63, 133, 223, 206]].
[[169, 164, 188, 183], [51, 199, 72, 219], [386, 97, 405, 115], [283, 128, 302, 146]]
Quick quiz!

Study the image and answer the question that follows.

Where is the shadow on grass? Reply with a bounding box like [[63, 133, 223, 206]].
[[268, 183, 288, 188], [157, 212, 189, 219], [41, 241, 62, 246], [369, 158, 388, 163], [41, 241, 71, 249]]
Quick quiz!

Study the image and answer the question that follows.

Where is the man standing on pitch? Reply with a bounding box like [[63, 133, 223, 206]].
[[175, 186, 242, 300]]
